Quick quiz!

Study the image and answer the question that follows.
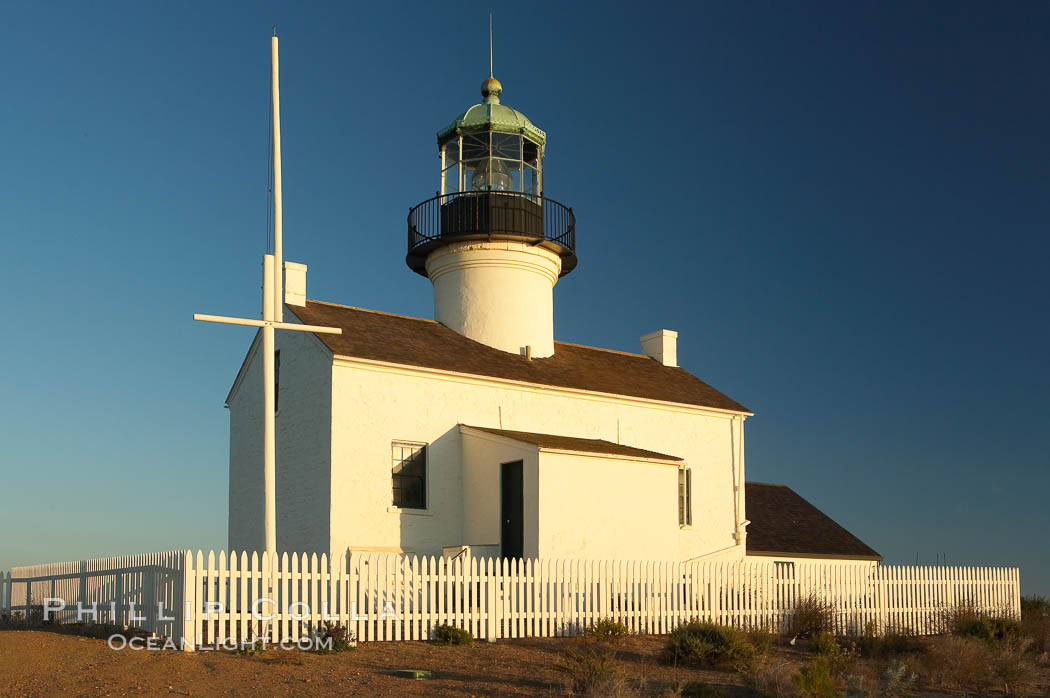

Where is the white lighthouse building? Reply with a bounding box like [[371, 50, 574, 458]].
[[225, 74, 881, 567]]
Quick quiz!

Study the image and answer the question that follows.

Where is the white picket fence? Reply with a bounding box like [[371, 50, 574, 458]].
[[3, 551, 1020, 651], [4, 552, 185, 639]]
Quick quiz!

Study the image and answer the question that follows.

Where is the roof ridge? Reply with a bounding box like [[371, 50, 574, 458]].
[[305, 299, 439, 324], [306, 300, 664, 362], [745, 481, 790, 488], [491, 427, 614, 444], [554, 340, 651, 360]]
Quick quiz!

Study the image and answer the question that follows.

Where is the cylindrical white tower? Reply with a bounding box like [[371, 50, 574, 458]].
[[426, 240, 562, 357], [406, 77, 577, 358]]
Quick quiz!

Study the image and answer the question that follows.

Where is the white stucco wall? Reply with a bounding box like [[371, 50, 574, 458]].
[[460, 429, 539, 558], [535, 451, 681, 559], [460, 428, 688, 560], [227, 327, 333, 555], [328, 356, 748, 560]]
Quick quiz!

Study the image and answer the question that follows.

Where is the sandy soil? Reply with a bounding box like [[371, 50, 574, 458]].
[[3, 629, 1048, 696], [0, 630, 757, 697]]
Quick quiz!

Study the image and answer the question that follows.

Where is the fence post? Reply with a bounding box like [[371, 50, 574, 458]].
[[486, 559, 497, 642], [876, 565, 888, 635], [179, 550, 197, 652]]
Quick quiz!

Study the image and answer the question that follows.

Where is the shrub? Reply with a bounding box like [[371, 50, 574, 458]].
[[557, 647, 633, 696], [877, 661, 917, 697], [432, 624, 473, 645], [660, 621, 757, 670], [313, 621, 355, 653], [747, 627, 775, 656], [916, 635, 996, 694], [854, 630, 923, 659], [789, 595, 835, 639], [583, 618, 631, 640], [992, 637, 1039, 697], [809, 632, 838, 656], [1022, 595, 1050, 617], [792, 657, 839, 698], [942, 601, 1020, 641], [0, 605, 47, 630], [1021, 595, 1050, 654]]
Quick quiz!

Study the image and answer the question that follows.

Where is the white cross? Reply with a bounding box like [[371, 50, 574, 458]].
[[193, 34, 340, 561]]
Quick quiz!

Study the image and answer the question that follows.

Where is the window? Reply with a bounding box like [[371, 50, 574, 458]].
[[392, 442, 427, 509], [678, 467, 692, 526], [274, 350, 280, 413]]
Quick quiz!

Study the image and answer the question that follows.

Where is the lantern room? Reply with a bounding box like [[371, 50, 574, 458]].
[[438, 78, 544, 195], [406, 78, 576, 278]]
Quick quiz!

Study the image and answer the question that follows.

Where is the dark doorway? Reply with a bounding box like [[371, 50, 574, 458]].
[[500, 460, 524, 560]]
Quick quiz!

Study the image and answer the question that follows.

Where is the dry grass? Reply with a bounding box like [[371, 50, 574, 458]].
[[908, 633, 1042, 696], [1022, 595, 1050, 657], [556, 647, 635, 696], [745, 657, 797, 697]]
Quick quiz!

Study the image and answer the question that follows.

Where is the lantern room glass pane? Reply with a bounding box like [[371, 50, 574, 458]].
[[492, 133, 521, 160], [442, 140, 459, 166], [462, 133, 489, 161], [523, 138, 541, 167], [523, 164, 537, 195], [443, 164, 459, 194]]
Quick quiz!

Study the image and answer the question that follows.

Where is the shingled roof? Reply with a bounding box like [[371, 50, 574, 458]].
[[745, 483, 882, 560], [462, 426, 683, 461], [288, 300, 749, 413]]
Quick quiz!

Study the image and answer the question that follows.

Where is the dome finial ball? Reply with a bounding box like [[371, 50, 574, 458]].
[[481, 77, 502, 104]]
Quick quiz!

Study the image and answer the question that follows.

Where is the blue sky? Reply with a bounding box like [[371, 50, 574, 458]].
[[2, 2, 1047, 594]]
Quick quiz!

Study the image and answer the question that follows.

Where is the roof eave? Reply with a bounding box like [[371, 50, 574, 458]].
[[746, 550, 884, 562]]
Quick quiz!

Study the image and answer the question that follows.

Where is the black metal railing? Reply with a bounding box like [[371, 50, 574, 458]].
[[407, 191, 576, 276]]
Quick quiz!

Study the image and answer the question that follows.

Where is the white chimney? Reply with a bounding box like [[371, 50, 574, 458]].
[[641, 329, 678, 367], [284, 261, 307, 307]]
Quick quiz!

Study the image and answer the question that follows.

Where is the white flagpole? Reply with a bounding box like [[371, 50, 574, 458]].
[[194, 31, 342, 570], [262, 255, 277, 558], [271, 33, 284, 324]]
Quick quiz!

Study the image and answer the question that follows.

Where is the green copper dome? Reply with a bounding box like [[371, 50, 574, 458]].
[[437, 78, 546, 153]]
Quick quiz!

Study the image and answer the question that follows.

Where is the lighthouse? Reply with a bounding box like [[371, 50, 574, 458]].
[[406, 76, 576, 358]]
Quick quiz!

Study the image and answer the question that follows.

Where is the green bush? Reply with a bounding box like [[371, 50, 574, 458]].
[[660, 621, 758, 670], [793, 657, 840, 697], [746, 628, 775, 656], [789, 595, 835, 639], [432, 624, 473, 645], [1021, 595, 1050, 617], [954, 614, 1021, 642], [942, 601, 1020, 642], [583, 618, 631, 640], [314, 621, 355, 652], [809, 632, 839, 656], [854, 630, 924, 659], [878, 661, 917, 697]]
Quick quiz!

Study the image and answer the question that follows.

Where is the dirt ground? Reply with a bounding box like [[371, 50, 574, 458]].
[[0, 630, 761, 697], [1, 629, 1048, 697]]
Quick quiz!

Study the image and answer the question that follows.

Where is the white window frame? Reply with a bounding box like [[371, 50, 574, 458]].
[[678, 466, 692, 528], [391, 440, 428, 511]]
